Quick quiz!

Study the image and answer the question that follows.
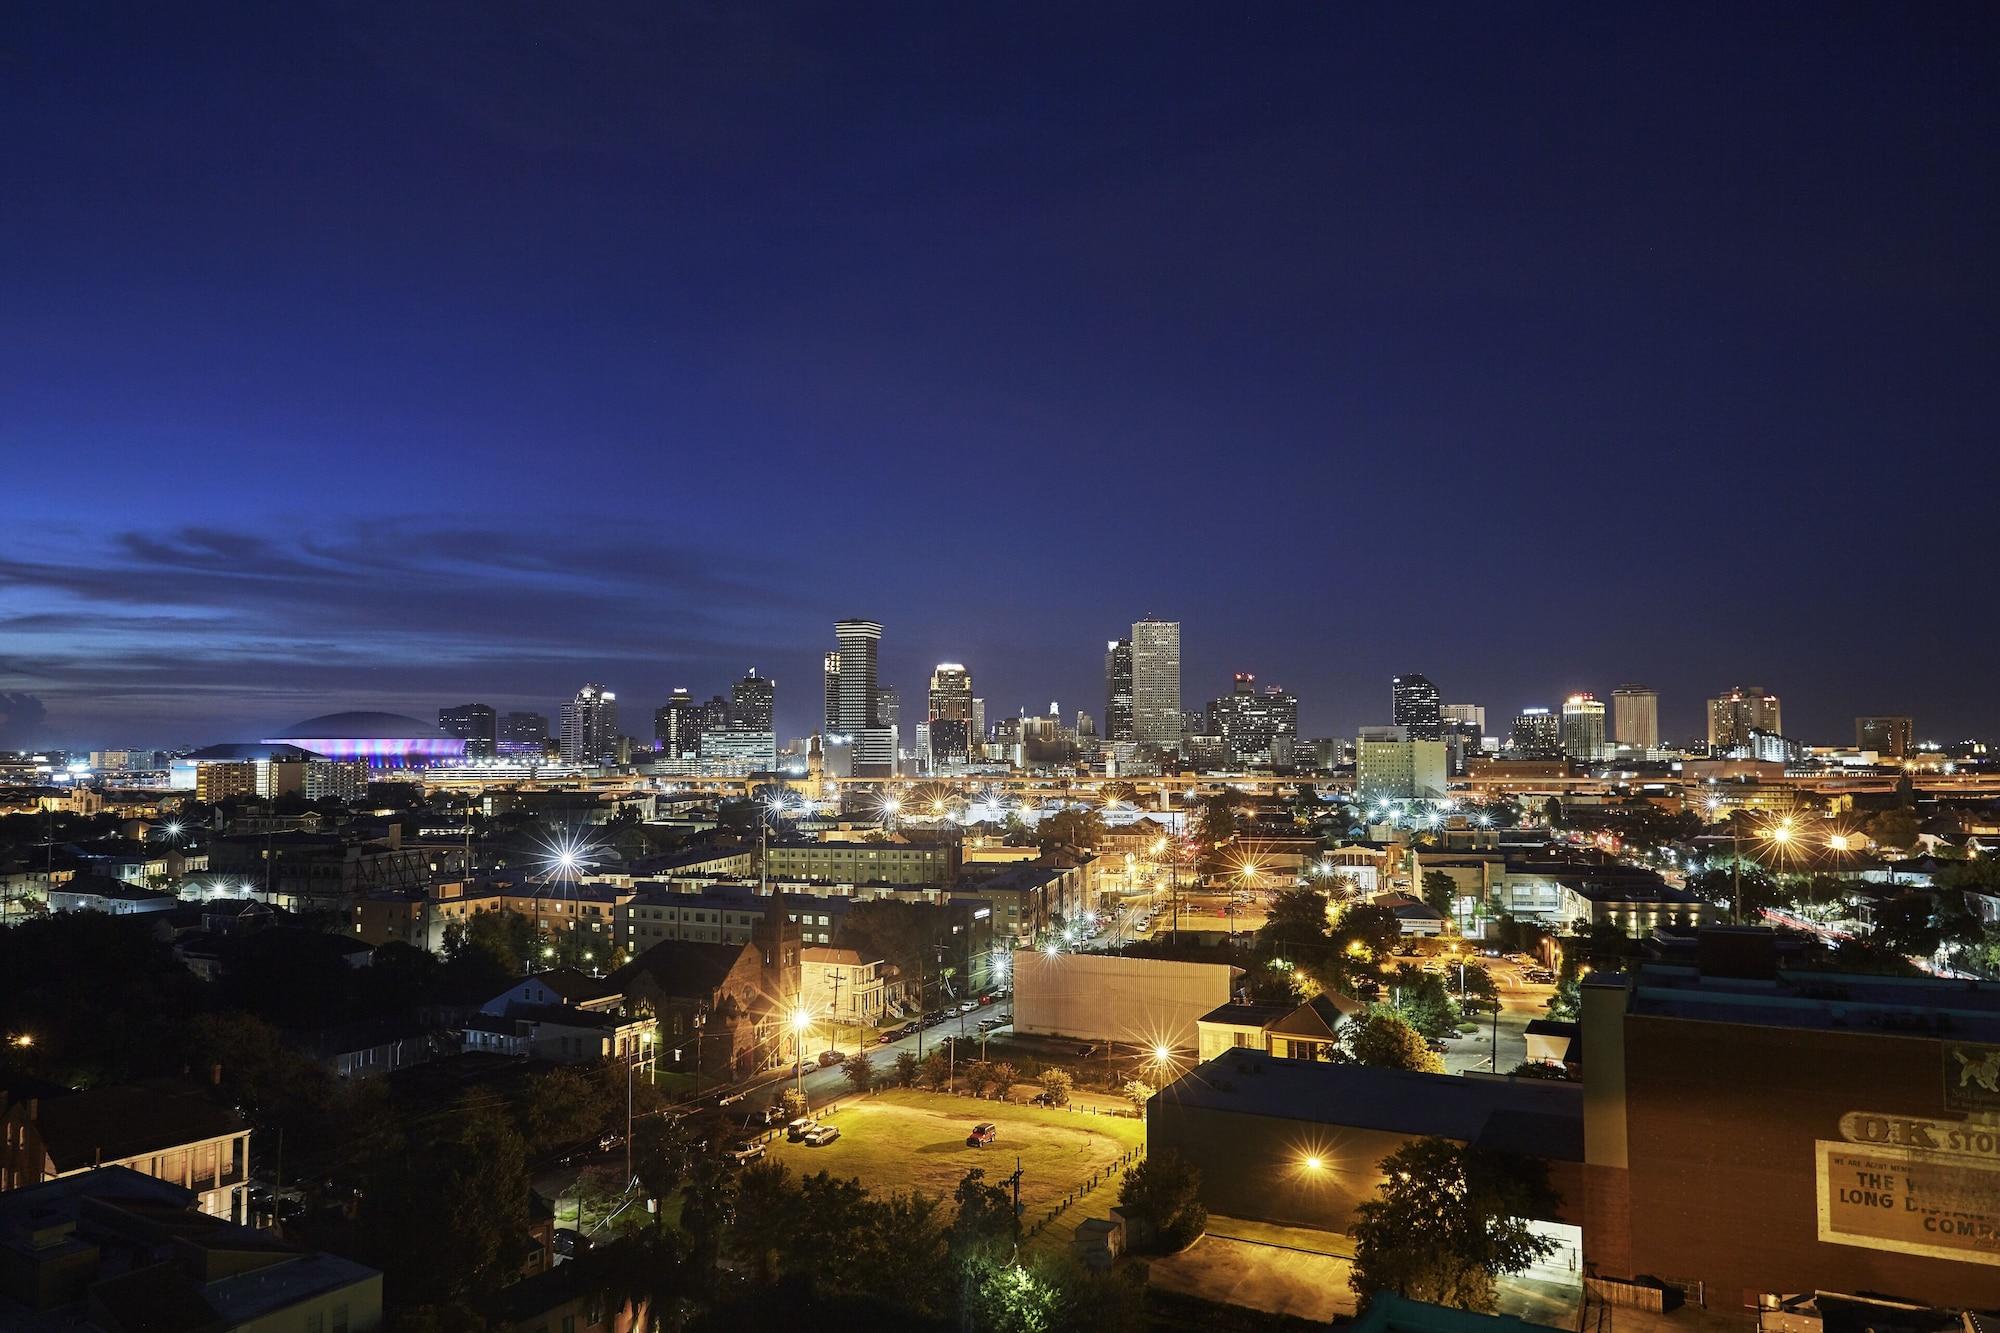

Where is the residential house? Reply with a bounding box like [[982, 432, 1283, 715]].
[[0, 1079, 251, 1222], [0, 1167, 383, 1332]]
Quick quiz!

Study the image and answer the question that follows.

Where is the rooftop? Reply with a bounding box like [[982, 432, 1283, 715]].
[[1159, 1050, 1583, 1161], [1613, 961, 2000, 1041]]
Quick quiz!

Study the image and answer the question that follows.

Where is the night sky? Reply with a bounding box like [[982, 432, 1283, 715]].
[[4, 3, 1998, 751]]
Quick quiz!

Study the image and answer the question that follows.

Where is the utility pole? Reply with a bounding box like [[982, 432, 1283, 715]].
[[828, 971, 843, 1056]]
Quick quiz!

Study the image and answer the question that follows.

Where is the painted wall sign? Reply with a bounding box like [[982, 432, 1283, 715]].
[[1816, 1141, 2000, 1266], [1944, 1043, 2000, 1113]]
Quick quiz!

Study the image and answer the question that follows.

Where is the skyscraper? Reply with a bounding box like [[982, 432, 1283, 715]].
[[1440, 703, 1485, 735], [1855, 715, 1913, 759], [1612, 685, 1659, 750], [1508, 709, 1561, 760], [1104, 638, 1134, 743], [500, 711, 548, 745], [438, 703, 496, 759], [1356, 726, 1448, 802], [1708, 686, 1782, 753], [1391, 674, 1443, 740], [928, 664, 974, 769], [1205, 672, 1299, 768], [832, 619, 893, 776], [1130, 619, 1181, 753], [822, 653, 842, 733], [729, 668, 775, 733], [559, 683, 618, 764], [1561, 693, 1608, 761], [654, 688, 702, 758]]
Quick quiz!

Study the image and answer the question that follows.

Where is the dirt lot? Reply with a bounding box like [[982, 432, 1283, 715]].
[[764, 1087, 1144, 1213]]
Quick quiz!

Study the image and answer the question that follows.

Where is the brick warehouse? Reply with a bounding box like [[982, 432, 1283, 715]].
[[1581, 929, 2000, 1308]]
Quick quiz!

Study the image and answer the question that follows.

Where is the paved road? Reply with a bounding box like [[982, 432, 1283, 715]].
[[1441, 957, 1553, 1074]]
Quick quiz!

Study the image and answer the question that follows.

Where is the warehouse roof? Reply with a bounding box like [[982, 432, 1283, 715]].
[[1159, 1050, 1583, 1162]]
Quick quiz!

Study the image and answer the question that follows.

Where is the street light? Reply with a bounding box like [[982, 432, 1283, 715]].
[[790, 1007, 814, 1098]]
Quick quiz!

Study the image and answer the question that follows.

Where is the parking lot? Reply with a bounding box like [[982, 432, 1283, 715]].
[[760, 1087, 1145, 1214]]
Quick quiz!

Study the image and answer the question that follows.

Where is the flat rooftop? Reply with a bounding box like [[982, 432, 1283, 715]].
[[1618, 963, 2000, 1040], [1158, 1050, 1582, 1161]]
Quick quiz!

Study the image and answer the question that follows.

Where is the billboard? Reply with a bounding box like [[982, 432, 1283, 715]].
[[1011, 951, 1239, 1049], [1817, 1107, 2000, 1267]]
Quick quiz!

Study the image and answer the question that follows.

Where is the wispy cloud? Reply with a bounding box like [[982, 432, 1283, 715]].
[[0, 518, 804, 745]]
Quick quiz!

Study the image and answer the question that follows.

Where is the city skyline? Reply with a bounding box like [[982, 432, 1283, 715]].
[[5, 6, 1997, 749]]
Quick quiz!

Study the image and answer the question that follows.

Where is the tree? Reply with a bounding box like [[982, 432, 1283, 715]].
[[963, 1059, 996, 1098], [1193, 794, 1238, 847], [921, 1047, 953, 1091], [778, 1086, 809, 1123], [1508, 1060, 1572, 1080], [1244, 962, 1306, 1006], [1872, 894, 1942, 959], [1420, 871, 1458, 917], [950, 1168, 1019, 1264], [1864, 808, 1921, 851], [678, 1154, 736, 1291], [1121, 1078, 1155, 1110], [843, 1049, 876, 1094], [1541, 796, 1565, 828], [441, 909, 534, 975], [728, 1160, 795, 1284], [1350, 1138, 1561, 1311], [1260, 887, 1332, 958], [1387, 968, 1460, 1039], [1117, 1149, 1206, 1251], [1333, 902, 1405, 959], [1039, 807, 1106, 851], [893, 1049, 921, 1088], [630, 1117, 694, 1228], [1038, 1067, 1073, 1106], [989, 1061, 1020, 1101], [1346, 1009, 1443, 1073]]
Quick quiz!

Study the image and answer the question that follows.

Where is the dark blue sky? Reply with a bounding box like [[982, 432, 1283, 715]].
[[4, 2, 1997, 751]]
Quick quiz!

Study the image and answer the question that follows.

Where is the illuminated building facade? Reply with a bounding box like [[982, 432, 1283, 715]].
[[558, 684, 618, 764], [1708, 685, 1782, 753], [1104, 637, 1134, 743], [1560, 693, 1608, 761], [1611, 684, 1658, 751], [1390, 673, 1443, 740], [1130, 619, 1181, 753]]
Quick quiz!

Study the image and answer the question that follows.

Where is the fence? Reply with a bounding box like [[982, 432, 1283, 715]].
[[1022, 1142, 1147, 1245]]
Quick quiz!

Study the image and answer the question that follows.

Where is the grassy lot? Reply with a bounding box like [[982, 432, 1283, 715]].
[[765, 1087, 1144, 1214]]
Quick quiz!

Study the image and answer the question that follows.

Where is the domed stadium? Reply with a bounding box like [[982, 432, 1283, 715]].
[[261, 711, 465, 767]]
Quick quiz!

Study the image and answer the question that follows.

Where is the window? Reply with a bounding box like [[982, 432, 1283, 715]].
[[332, 1306, 350, 1333]]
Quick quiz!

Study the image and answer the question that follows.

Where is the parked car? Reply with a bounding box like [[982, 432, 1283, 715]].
[[958, 1000, 980, 1015], [976, 1018, 1004, 1033], [724, 1139, 767, 1166], [1426, 1037, 1450, 1054], [966, 1122, 997, 1147], [802, 1124, 842, 1147], [997, 1011, 1013, 1024], [786, 1118, 819, 1141], [817, 1049, 847, 1067]]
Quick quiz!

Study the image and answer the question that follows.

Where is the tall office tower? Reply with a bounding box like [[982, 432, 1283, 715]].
[[1391, 674, 1444, 740], [438, 703, 497, 759], [1508, 708, 1562, 760], [1561, 693, 1608, 761], [729, 668, 775, 733], [1855, 715, 1914, 759], [1206, 672, 1300, 768], [500, 711, 548, 744], [1104, 638, 1134, 742], [832, 619, 893, 776], [1708, 686, 1782, 752], [1355, 726, 1448, 803], [559, 683, 618, 764], [875, 684, 900, 728], [1130, 619, 1181, 752], [1440, 703, 1486, 735], [1611, 685, 1660, 751], [970, 698, 986, 748], [654, 688, 703, 757], [700, 694, 731, 736], [928, 664, 974, 768], [822, 653, 842, 732]]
